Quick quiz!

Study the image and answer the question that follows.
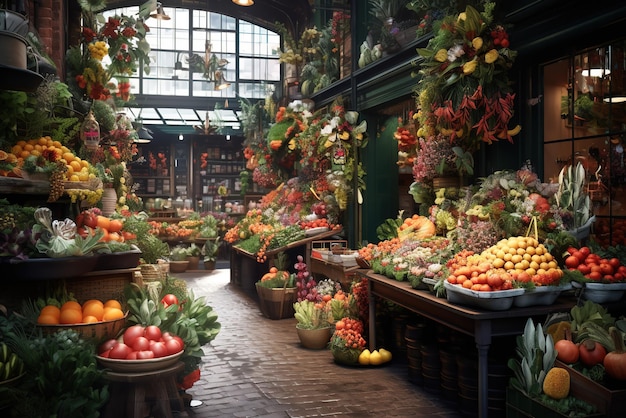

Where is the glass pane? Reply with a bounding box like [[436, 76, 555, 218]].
[[543, 59, 571, 142]]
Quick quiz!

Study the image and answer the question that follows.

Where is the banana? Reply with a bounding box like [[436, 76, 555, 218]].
[[0, 362, 4, 380], [2, 362, 10, 381], [9, 352, 18, 371]]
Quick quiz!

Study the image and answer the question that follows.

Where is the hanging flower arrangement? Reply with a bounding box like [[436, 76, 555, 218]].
[[66, 0, 152, 103], [414, 4, 520, 173]]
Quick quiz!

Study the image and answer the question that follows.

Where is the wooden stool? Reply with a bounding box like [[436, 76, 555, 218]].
[[103, 361, 185, 418]]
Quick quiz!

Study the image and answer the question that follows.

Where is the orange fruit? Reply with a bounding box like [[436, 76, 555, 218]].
[[62, 152, 75, 163], [37, 314, 59, 325], [61, 300, 82, 312], [102, 308, 124, 321], [104, 299, 122, 310], [82, 303, 104, 321], [83, 299, 104, 308], [96, 216, 110, 231], [82, 315, 99, 323], [70, 160, 82, 173], [40, 305, 61, 320], [59, 308, 83, 324]]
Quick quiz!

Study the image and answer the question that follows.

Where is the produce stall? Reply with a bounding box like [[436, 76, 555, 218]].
[[230, 228, 341, 296], [366, 271, 577, 418]]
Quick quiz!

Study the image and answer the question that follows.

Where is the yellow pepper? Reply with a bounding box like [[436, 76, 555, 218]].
[[434, 49, 448, 63], [462, 59, 477, 75]]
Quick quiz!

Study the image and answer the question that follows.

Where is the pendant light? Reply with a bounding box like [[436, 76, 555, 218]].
[[232, 0, 254, 6], [150, 3, 171, 20]]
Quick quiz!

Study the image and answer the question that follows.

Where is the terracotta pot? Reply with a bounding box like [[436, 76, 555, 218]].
[[169, 260, 189, 273], [296, 325, 331, 349], [186, 256, 200, 269], [203, 260, 216, 271]]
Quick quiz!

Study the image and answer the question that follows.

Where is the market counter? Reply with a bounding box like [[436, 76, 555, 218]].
[[230, 228, 342, 296], [365, 271, 576, 418]]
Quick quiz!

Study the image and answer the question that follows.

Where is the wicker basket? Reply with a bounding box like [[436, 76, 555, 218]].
[[64, 273, 135, 303], [38, 313, 127, 341], [255, 284, 296, 320], [140, 263, 166, 282]]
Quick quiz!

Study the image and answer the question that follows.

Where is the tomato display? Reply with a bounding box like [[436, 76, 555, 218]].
[[563, 246, 626, 282], [98, 325, 184, 360]]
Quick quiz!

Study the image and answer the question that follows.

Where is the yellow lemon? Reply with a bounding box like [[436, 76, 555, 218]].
[[369, 350, 383, 366], [358, 349, 371, 366], [379, 348, 392, 363]]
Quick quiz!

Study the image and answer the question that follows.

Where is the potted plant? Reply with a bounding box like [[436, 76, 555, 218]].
[[202, 238, 220, 271], [554, 161, 595, 240], [186, 243, 202, 270], [169, 245, 190, 273], [293, 300, 333, 349], [255, 252, 296, 320]]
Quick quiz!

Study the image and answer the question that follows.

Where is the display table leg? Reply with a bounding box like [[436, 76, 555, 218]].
[[475, 321, 492, 418]]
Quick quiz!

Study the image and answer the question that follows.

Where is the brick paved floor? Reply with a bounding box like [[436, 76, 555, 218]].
[[176, 269, 464, 418]]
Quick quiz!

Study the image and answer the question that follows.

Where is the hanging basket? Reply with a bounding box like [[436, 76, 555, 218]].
[[432, 176, 462, 189]]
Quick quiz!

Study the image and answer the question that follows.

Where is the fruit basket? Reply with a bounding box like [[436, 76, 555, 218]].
[[38, 313, 127, 341], [444, 281, 525, 311], [96, 350, 183, 373]]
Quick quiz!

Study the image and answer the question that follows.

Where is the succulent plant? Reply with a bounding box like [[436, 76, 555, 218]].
[[554, 162, 592, 229]]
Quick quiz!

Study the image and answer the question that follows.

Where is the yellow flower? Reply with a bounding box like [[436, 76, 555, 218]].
[[339, 131, 350, 140], [472, 37, 483, 50], [434, 49, 448, 62], [462, 59, 477, 75], [485, 49, 499, 64], [458, 12, 466, 22]]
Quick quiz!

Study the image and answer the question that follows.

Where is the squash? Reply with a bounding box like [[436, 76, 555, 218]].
[[397, 215, 436, 241], [542, 367, 570, 399]]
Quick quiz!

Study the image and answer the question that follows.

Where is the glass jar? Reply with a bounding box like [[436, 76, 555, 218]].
[[80, 110, 100, 150]]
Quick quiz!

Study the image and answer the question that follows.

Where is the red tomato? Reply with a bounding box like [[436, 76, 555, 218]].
[[144, 325, 162, 342], [608, 258, 621, 268], [600, 263, 614, 276], [577, 264, 591, 275], [122, 231, 137, 241], [579, 247, 591, 257], [573, 251, 586, 262], [83, 213, 98, 229], [131, 336, 151, 352], [99, 350, 110, 358], [98, 339, 118, 355], [150, 341, 168, 358], [564, 256, 579, 269], [589, 271, 602, 281], [126, 351, 138, 360], [123, 325, 146, 346], [109, 343, 132, 359], [161, 294, 179, 307], [566, 247, 578, 256], [165, 338, 183, 356], [614, 272, 625, 282], [137, 350, 155, 359]]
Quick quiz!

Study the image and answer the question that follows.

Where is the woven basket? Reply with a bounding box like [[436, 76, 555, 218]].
[[64, 273, 135, 303], [38, 313, 127, 342], [255, 284, 296, 320], [140, 263, 166, 282]]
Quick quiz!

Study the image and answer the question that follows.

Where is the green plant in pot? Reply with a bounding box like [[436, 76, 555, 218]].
[[554, 161, 594, 238], [202, 238, 220, 271], [186, 243, 202, 269], [293, 300, 334, 349], [169, 245, 190, 273]]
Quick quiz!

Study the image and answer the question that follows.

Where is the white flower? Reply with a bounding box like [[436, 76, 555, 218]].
[[447, 44, 465, 62]]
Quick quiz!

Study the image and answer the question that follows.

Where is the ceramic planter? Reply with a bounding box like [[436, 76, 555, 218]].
[[296, 325, 331, 349], [169, 260, 189, 273]]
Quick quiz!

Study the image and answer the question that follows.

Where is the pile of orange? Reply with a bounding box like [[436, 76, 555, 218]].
[[37, 299, 124, 325]]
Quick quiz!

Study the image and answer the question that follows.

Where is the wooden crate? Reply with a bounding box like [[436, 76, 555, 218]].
[[555, 360, 626, 417]]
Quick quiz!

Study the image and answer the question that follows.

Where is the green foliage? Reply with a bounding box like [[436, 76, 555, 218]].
[[2, 325, 108, 418], [138, 234, 169, 264], [508, 318, 557, 397]]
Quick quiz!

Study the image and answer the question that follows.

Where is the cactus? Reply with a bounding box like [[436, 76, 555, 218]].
[[555, 162, 592, 229]]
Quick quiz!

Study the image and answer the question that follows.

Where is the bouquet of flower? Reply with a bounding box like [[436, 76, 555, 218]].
[[415, 4, 520, 169]]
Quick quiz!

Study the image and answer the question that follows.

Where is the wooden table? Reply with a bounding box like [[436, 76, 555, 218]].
[[103, 361, 185, 418], [230, 228, 342, 296], [365, 272, 575, 418], [309, 256, 359, 290]]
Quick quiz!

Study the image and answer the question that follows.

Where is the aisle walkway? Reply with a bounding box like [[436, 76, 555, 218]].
[[177, 269, 463, 418]]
